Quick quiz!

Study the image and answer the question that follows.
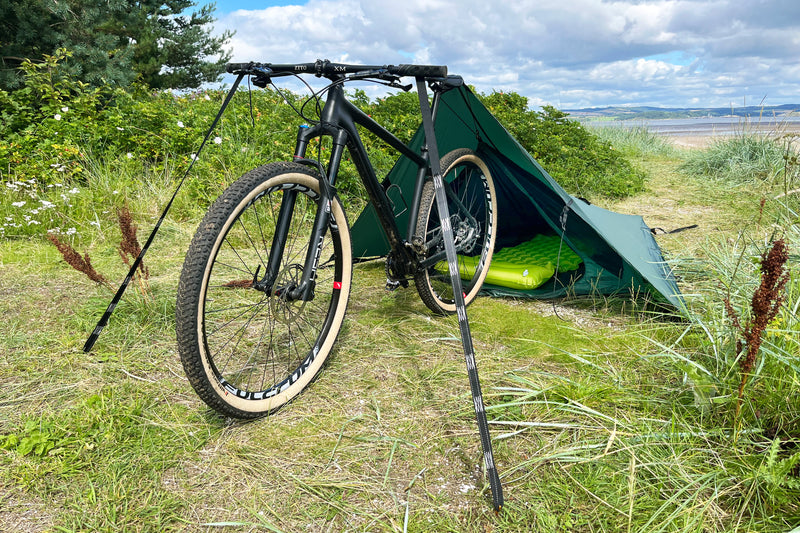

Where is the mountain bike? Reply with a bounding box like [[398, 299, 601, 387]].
[[175, 60, 498, 418]]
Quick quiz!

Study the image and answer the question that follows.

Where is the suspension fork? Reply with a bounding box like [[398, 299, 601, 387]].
[[254, 123, 347, 301]]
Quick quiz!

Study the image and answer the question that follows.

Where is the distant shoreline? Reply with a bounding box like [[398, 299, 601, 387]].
[[582, 116, 800, 149]]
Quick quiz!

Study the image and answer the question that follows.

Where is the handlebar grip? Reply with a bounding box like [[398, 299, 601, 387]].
[[226, 62, 257, 74], [392, 64, 448, 78]]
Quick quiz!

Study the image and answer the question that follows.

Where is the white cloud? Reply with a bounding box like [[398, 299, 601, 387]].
[[215, 0, 800, 108]]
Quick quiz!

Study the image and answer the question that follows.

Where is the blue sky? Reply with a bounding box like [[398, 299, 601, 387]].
[[206, 0, 800, 110], [213, 0, 294, 13]]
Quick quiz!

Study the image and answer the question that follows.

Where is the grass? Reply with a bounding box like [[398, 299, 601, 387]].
[[2, 135, 800, 531], [589, 123, 678, 159]]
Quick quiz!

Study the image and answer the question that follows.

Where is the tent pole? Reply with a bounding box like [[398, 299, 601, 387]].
[[415, 77, 504, 513]]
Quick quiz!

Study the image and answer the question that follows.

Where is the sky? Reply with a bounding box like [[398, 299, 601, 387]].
[[207, 0, 800, 110]]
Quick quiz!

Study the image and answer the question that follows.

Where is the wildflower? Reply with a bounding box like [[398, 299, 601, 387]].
[[90, 221, 101, 228], [117, 127, 124, 131], [61, 106, 68, 113], [191, 153, 198, 161], [204, 94, 211, 101], [113, 190, 119, 195], [177, 121, 185, 128], [65, 227, 77, 236], [54, 114, 62, 121], [213, 136, 222, 144], [12, 201, 26, 207], [27, 219, 40, 225], [40, 200, 55, 209], [126, 153, 133, 159], [68, 187, 80, 194]]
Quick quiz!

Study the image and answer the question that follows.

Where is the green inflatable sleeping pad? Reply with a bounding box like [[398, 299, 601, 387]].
[[448, 234, 583, 290]]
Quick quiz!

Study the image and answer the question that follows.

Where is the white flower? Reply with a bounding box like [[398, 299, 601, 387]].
[[27, 219, 40, 226], [40, 200, 55, 209], [12, 201, 26, 207], [117, 127, 124, 131], [126, 153, 133, 159], [89, 221, 101, 228], [241, 147, 248, 153], [65, 227, 77, 235], [213, 136, 222, 144], [61, 106, 69, 113], [68, 187, 80, 194], [204, 94, 211, 101], [191, 153, 198, 161], [112, 190, 119, 195], [54, 114, 61, 121], [177, 121, 184, 128]]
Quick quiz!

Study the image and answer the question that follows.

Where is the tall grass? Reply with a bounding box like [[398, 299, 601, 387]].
[[589, 123, 678, 158], [681, 133, 796, 186], [485, 194, 800, 530]]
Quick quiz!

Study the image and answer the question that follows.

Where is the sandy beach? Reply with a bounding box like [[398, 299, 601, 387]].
[[653, 120, 800, 149]]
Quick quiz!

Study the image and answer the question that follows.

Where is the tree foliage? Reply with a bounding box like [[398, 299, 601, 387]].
[[0, 0, 231, 90]]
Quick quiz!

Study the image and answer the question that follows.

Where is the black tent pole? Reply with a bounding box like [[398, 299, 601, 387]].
[[415, 77, 504, 513]]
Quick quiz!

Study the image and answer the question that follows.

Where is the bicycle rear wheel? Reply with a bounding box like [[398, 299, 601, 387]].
[[414, 148, 497, 315], [176, 162, 352, 418]]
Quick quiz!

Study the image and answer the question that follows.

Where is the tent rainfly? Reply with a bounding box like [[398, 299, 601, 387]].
[[349, 84, 685, 311]]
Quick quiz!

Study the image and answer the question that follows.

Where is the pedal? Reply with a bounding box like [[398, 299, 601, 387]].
[[385, 278, 409, 291]]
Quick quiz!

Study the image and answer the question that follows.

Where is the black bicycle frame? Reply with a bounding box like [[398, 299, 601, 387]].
[[270, 78, 447, 300]]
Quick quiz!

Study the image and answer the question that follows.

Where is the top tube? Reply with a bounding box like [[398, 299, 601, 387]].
[[226, 59, 447, 79]]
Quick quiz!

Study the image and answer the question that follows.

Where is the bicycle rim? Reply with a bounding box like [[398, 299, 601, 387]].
[[415, 149, 496, 314], [178, 167, 351, 416]]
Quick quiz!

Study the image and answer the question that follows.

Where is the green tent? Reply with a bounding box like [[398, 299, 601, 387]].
[[350, 85, 685, 311]]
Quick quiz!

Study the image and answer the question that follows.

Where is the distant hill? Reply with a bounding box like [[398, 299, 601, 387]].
[[565, 103, 800, 121]]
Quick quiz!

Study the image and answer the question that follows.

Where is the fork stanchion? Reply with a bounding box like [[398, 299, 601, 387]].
[[415, 78, 504, 513]]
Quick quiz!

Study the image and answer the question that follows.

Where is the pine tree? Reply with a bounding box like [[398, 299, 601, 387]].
[[0, 0, 232, 90]]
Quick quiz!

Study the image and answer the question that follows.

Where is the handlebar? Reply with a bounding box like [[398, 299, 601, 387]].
[[226, 59, 447, 79]]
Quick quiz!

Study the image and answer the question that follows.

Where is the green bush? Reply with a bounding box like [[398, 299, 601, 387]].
[[1, 53, 649, 239]]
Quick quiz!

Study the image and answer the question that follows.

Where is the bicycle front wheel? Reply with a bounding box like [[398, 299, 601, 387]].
[[414, 148, 497, 315], [176, 162, 352, 418]]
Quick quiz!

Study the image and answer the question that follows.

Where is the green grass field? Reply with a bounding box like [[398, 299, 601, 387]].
[[1, 132, 799, 531]]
